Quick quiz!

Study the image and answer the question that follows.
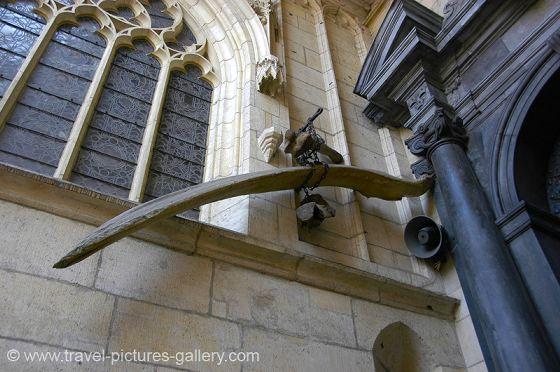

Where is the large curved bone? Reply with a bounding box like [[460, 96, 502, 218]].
[[53, 165, 432, 268]]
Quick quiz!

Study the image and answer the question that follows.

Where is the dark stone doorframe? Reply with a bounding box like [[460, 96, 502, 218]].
[[492, 48, 560, 216], [492, 43, 560, 357]]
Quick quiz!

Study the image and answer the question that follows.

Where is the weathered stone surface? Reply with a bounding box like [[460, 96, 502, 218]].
[[296, 257, 382, 303], [352, 299, 465, 368], [0, 200, 97, 286], [96, 241, 212, 313], [242, 328, 372, 372], [309, 287, 352, 315], [456, 316, 484, 368], [0, 270, 114, 351], [109, 299, 241, 371], [450, 287, 470, 321], [212, 263, 356, 347]]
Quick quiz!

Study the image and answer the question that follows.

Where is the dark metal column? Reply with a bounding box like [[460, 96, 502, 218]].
[[407, 109, 559, 371]]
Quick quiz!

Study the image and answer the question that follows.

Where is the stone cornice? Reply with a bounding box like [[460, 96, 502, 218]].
[[0, 163, 458, 319], [354, 0, 539, 127]]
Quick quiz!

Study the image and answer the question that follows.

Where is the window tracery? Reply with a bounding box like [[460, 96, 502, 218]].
[[0, 0, 216, 210]]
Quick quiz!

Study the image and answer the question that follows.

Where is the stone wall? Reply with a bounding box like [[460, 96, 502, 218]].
[[0, 199, 467, 371]]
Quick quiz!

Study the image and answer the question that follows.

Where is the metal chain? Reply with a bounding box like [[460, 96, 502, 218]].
[[294, 108, 329, 196], [297, 163, 329, 197]]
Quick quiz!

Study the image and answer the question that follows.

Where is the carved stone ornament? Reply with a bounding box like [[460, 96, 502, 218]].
[[443, 0, 466, 21], [247, 0, 272, 25], [296, 193, 336, 228], [406, 108, 468, 177], [258, 126, 283, 162], [256, 54, 284, 96], [406, 84, 431, 116]]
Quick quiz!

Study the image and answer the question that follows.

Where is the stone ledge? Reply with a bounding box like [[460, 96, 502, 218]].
[[0, 163, 458, 320]]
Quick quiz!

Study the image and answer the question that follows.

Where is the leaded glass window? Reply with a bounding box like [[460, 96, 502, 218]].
[[145, 67, 211, 201], [0, 5, 103, 175], [70, 40, 158, 199], [0, 0, 214, 218]]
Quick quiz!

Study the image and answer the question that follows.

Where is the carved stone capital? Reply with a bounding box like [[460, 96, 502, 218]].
[[256, 54, 284, 96], [248, 0, 272, 25], [405, 108, 468, 177]]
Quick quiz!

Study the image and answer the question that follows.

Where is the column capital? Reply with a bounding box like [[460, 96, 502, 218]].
[[405, 108, 468, 177]]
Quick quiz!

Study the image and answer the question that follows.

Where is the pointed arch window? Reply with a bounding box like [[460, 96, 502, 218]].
[[70, 40, 158, 199], [0, 0, 215, 216], [144, 66, 211, 203]]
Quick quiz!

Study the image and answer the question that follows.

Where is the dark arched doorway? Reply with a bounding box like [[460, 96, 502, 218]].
[[514, 68, 560, 217], [513, 68, 560, 276], [493, 51, 560, 357]]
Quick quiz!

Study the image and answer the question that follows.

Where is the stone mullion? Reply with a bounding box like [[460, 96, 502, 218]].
[[0, 14, 62, 131], [128, 58, 172, 202], [54, 35, 120, 180]]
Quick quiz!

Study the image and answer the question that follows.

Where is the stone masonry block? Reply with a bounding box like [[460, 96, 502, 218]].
[[212, 263, 356, 347], [0, 200, 97, 286], [96, 241, 212, 313], [0, 270, 114, 352], [243, 328, 372, 372], [109, 299, 241, 371]]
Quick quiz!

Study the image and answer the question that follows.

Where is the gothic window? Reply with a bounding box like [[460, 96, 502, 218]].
[[0, 1, 44, 97], [70, 40, 158, 199], [0, 0, 214, 215], [145, 0, 174, 29], [144, 67, 211, 202], [0, 3, 103, 175], [107, 6, 138, 25]]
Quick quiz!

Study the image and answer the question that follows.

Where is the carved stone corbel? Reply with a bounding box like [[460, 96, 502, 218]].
[[257, 126, 283, 162], [256, 54, 284, 96], [405, 108, 468, 177]]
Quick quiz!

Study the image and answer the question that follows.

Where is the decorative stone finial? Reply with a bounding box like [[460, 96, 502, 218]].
[[256, 54, 284, 96], [258, 126, 283, 162]]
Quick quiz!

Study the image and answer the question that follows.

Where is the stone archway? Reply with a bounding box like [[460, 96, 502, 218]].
[[491, 46, 560, 356], [513, 68, 560, 215]]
